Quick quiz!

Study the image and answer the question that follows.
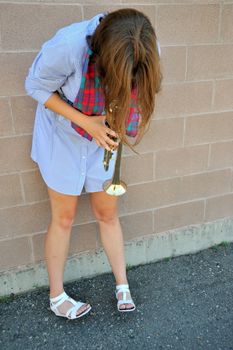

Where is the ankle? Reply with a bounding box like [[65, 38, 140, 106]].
[[49, 288, 65, 298], [115, 279, 128, 286]]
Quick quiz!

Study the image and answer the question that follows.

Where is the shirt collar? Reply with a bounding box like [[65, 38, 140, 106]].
[[85, 12, 107, 53], [86, 12, 108, 36]]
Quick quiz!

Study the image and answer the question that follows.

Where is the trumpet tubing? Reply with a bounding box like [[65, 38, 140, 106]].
[[102, 141, 127, 196], [102, 104, 127, 196]]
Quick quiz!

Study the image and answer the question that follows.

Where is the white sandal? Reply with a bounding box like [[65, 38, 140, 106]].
[[50, 290, 92, 320], [115, 284, 136, 312]]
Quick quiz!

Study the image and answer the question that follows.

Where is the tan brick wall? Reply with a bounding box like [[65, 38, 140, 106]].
[[0, 0, 233, 272]]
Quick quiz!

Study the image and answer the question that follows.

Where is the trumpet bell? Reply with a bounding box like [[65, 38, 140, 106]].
[[103, 179, 127, 196]]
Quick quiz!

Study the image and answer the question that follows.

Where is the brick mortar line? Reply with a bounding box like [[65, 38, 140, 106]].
[[160, 79, 233, 85], [207, 143, 211, 169], [0, 1, 142, 6], [1, 110, 233, 140], [122, 2, 233, 3], [0, 14, 2, 51], [81, 3, 84, 20], [156, 2, 228, 7], [1, 43, 233, 55], [203, 197, 207, 222], [0, 78, 232, 94], [0, 198, 49, 210], [0, 1, 227, 3], [155, 110, 233, 119], [0, 2, 92, 6], [182, 138, 233, 147], [152, 208, 155, 232], [155, 4, 158, 28], [182, 116, 185, 147], [29, 235, 35, 265], [184, 45, 188, 81], [95, 227, 100, 250], [0, 50, 39, 53], [0, 168, 39, 175], [0, 201, 233, 242], [0, 168, 38, 176], [3, 164, 233, 180], [0, 151, 232, 179], [0, 133, 32, 139], [8, 97, 16, 134], [218, 1, 223, 42], [153, 80, 233, 91], [0, 111, 232, 133], [0, 161, 232, 181], [0, 111, 232, 137], [0, 209, 156, 242], [154, 167, 232, 181], [152, 151, 156, 181], [18, 171, 26, 203], [0, 176, 232, 211], [211, 79, 216, 108], [1, 220, 233, 279]]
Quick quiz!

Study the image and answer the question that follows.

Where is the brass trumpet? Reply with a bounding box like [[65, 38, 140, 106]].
[[102, 113, 127, 196]]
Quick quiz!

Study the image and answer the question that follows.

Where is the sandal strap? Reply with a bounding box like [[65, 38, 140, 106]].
[[116, 284, 130, 300], [50, 291, 69, 308], [50, 291, 68, 302], [50, 292, 78, 310], [116, 284, 134, 305], [117, 299, 135, 306], [66, 301, 86, 319], [116, 284, 129, 293], [50, 291, 88, 319], [115, 284, 136, 311], [116, 284, 129, 289]]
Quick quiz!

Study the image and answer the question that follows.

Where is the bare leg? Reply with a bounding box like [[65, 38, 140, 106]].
[[45, 186, 90, 316], [90, 191, 134, 310]]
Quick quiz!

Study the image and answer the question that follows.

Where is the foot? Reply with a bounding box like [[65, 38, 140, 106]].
[[116, 290, 135, 310], [115, 284, 136, 311], [50, 291, 91, 317]]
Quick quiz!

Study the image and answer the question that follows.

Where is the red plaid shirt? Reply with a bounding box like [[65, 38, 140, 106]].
[[70, 46, 140, 141]]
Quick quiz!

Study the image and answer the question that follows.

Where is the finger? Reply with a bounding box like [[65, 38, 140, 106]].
[[99, 139, 111, 151], [103, 143, 111, 151], [105, 136, 119, 148], [110, 144, 118, 151], [106, 127, 118, 138], [102, 127, 119, 144]]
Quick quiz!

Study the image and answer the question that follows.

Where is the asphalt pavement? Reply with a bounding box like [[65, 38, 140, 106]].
[[0, 241, 232, 350]]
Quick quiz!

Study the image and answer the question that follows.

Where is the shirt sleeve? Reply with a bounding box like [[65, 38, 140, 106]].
[[24, 37, 75, 105]]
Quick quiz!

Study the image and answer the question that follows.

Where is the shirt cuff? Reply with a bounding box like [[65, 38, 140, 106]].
[[26, 89, 53, 106]]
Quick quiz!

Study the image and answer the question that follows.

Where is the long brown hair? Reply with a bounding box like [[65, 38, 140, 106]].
[[91, 8, 163, 154]]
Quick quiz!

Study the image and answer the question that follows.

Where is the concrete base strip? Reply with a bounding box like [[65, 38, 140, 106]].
[[0, 217, 233, 297]]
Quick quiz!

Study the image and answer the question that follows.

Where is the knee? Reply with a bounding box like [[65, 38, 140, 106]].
[[52, 211, 76, 231], [94, 210, 118, 225]]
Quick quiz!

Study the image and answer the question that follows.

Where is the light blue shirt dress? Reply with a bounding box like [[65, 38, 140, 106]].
[[25, 12, 120, 195], [25, 12, 161, 196]]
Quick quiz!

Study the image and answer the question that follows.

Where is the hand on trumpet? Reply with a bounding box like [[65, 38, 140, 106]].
[[83, 114, 119, 151], [103, 119, 120, 171]]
